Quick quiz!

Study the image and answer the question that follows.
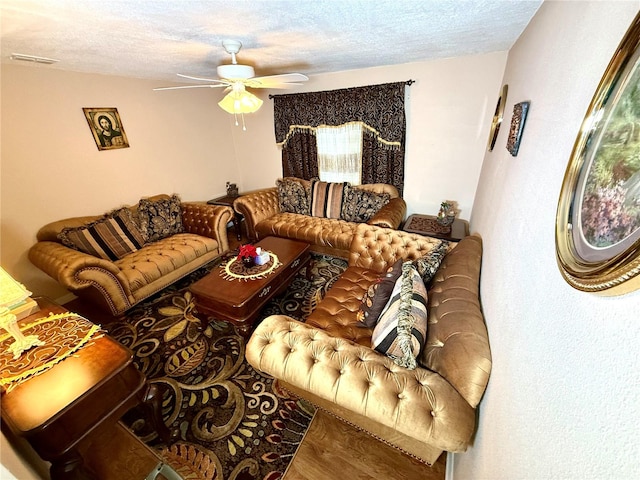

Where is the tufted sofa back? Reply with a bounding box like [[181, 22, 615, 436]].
[[348, 223, 450, 272], [348, 224, 491, 408], [36, 194, 172, 243]]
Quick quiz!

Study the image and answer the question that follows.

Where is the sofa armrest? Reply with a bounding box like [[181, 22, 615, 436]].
[[246, 315, 476, 453], [28, 241, 128, 292], [367, 197, 406, 229], [181, 202, 233, 253], [233, 188, 280, 241]]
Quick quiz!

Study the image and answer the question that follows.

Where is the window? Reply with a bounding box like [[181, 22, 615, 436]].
[[316, 122, 363, 184]]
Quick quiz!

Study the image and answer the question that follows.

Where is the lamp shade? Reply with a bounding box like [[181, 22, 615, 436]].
[[218, 83, 263, 114]]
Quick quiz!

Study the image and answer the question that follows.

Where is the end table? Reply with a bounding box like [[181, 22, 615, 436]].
[[403, 214, 469, 242], [208, 194, 243, 241], [0, 297, 174, 480]]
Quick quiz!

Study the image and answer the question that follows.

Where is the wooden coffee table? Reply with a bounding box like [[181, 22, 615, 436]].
[[190, 237, 311, 336]]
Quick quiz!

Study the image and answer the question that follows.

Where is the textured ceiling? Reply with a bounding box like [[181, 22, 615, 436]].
[[1, 0, 542, 85]]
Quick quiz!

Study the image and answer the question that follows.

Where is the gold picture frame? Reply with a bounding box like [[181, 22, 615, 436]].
[[83, 107, 130, 151], [556, 12, 640, 295], [487, 84, 508, 151]]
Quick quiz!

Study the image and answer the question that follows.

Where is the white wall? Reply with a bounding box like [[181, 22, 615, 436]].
[[463, 2, 640, 479], [233, 52, 508, 221], [0, 65, 239, 299]]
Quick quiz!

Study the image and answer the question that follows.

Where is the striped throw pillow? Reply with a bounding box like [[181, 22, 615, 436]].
[[371, 261, 428, 369], [310, 181, 348, 219], [58, 207, 146, 260]]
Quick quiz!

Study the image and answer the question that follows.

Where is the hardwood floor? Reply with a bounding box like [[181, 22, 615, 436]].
[[79, 421, 168, 479], [283, 410, 445, 480]]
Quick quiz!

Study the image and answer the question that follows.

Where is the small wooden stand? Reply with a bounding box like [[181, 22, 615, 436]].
[[208, 193, 244, 240], [403, 214, 469, 242]]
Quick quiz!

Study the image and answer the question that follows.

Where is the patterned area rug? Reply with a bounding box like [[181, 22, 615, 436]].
[[104, 253, 347, 480]]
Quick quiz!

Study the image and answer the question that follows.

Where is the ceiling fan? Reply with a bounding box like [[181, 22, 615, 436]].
[[154, 40, 308, 129]]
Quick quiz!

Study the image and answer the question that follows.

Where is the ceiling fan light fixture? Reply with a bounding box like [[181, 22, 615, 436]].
[[218, 88, 263, 115]]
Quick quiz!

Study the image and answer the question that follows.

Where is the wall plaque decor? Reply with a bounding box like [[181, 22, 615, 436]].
[[556, 12, 640, 295], [83, 107, 130, 151], [506, 101, 530, 156], [487, 84, 508, 151]]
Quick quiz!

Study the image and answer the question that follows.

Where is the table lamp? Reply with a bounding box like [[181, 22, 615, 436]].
[[0, 267, 43, 359]]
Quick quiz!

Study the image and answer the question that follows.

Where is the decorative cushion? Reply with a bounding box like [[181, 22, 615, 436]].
[[310, 181, 348, 219], [371, 262, 428, 369], [277, 178, 310, 215], [58, 207, 146, 260], [413, 240, 450, 285], [356, 259, 403, 327], [137, 194, 184, 243], [341, 185, 391, 222]]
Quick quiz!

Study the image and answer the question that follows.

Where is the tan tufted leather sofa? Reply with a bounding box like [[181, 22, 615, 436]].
[[233, 179, 407, 258], [29, 194, 233, 316], [246, 224, 491, 466]]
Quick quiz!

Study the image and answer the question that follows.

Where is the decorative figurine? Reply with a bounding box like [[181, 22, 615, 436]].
[[436, 201, 457, 227], [226, 182, 239, 197]]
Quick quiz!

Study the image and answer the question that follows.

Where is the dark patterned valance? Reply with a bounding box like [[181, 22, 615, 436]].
[[273, 82, 406, 145]]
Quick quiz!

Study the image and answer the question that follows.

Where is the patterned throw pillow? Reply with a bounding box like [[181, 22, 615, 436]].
[[58, 207, 146, 260], [137, 194, 184, 243], [371, 262, 428, 370], [357, 259, 403, 327], [341, 186, 391, 222], [277, 178, 310, 215], [310, 180, 348, 219], [413, 240, 450, 285]]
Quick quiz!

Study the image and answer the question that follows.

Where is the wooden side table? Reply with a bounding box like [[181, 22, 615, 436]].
[[208, 194, 244, 241], [0, 298, 172, 480], [403, 214, 470, 242]]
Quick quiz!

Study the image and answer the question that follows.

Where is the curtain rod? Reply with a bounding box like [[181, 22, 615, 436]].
[[269, 80, 414, 99]]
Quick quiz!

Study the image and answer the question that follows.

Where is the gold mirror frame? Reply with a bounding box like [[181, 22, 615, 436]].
[[487, 84, 508, 151], [556, 13, 640, 295]]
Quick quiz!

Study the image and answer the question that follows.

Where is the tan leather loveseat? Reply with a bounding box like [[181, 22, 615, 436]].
[[246, 224, 491, 465], [234, 178, 406, 258], [29, 194, 233, 315]]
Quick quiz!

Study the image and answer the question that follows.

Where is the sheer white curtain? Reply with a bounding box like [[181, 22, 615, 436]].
[[316, 122, 363, 184]]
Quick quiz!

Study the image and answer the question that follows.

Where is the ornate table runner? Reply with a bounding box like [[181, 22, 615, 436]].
[[405, 216, 452, 234], [220, 252, 281, 281], [0, 313, 103, 392]]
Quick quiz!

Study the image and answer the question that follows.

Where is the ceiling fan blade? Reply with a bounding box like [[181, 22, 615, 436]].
[[177, 73, 230, 84], [153, 84, 227, 91], [246, 82, 306, 90], [248, 73, 309, 88]]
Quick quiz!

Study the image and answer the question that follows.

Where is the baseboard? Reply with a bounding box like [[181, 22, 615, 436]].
[[445, 452, 455, 480], [55, 292, 77, 306]]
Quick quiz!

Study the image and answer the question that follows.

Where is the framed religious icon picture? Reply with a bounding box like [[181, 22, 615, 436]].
[[506, 101, 530, 156], [83, 107, 130, 151], [556, 12, 640, 295]]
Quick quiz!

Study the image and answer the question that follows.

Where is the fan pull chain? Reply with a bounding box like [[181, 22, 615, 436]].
[[231, 112, 247, 130]]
